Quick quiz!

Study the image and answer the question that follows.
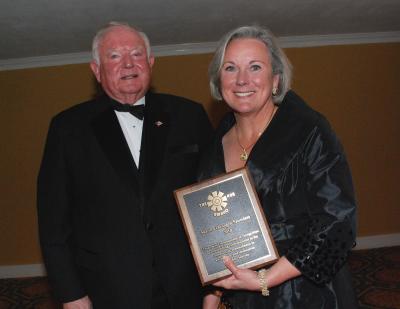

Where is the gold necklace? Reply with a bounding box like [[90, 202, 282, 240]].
[[235, 106, 277, 161]]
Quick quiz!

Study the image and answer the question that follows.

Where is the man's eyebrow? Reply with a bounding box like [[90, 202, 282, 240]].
[[105, 48, 120, 54], [132, 46, 145, 52], [104, 46, 146, 56]]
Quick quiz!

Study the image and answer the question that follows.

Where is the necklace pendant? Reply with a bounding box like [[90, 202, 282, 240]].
[[240, 151, 248, 161]]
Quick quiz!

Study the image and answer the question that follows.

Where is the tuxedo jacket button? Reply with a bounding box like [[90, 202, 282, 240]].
[[145, 222, 154, 231]]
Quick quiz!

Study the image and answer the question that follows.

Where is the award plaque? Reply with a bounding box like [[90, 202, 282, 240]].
[[174, 167, 279, 285]]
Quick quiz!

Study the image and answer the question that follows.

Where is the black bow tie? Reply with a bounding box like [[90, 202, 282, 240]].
[[111, 101, 145, 120]]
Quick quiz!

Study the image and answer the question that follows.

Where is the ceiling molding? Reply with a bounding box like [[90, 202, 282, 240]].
[[279, 31, 400, 48], [1, 31, 399, 72]]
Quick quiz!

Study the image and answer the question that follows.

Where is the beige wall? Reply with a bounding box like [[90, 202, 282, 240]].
[[0, 42, 399, 265]]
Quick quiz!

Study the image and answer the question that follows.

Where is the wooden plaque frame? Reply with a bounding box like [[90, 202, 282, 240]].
[[174, 167, 279, 285]]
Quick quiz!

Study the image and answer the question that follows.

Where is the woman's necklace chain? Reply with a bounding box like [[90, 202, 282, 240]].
[[235, 105, 277, 162]]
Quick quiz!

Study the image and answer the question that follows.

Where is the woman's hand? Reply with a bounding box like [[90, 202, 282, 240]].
[[212, 255, 301, 293], [212, 256, 260, 291]]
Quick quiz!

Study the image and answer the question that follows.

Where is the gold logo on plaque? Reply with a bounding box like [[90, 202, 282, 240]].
[[207, 191, 228, 216]]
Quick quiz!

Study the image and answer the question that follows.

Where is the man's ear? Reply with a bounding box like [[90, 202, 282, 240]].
[[148, 55, 155, 70], [90, 61, 101, 82]]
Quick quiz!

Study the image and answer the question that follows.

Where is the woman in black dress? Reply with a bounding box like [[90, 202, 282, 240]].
[[201, 25, 358, 309]]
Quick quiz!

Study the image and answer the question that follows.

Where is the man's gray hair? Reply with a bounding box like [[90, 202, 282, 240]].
[[209, 25, 292, 104], [92, 21, 151, 64]]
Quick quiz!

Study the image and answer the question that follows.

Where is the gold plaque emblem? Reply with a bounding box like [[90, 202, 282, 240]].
[[207, 191, 228, 216]]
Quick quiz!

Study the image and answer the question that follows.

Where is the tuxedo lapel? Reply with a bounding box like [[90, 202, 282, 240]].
[[91, 100, 141, 197], [141, 93, 170, 199]]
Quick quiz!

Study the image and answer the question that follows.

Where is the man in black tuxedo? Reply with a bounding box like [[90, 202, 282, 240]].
[[37, 22, 213, 309]]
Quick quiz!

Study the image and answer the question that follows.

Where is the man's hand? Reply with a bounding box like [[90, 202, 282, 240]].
[[63, 296, 92, 309], [203, 293, 221, 309]]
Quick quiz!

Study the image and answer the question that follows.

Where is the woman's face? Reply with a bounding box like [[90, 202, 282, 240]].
[[220, 38, 279, 115]]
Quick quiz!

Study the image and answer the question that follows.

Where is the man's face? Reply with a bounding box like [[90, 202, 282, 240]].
[[90, 26, 154, 104]]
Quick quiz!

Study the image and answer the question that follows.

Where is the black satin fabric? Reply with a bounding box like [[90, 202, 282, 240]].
[[198, 91, 358, 308]]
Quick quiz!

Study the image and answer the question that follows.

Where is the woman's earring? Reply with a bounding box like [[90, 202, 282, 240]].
[[272, 87, 278, 96]]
